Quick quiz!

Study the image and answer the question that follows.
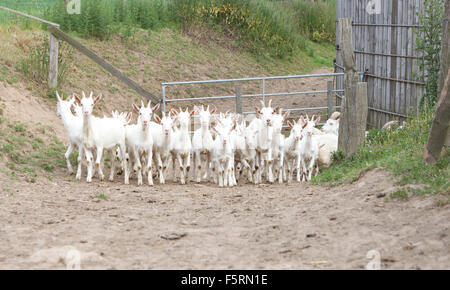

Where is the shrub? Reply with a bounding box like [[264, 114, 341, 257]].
[[19, 33, 73, 86]]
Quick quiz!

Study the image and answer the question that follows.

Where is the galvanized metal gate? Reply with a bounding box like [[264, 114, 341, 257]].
[[335, 0, 425, 128]]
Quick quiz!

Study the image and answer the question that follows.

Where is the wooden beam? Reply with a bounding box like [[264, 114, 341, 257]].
[[0, 6, 60, 27], [47, 25, 160, 104]]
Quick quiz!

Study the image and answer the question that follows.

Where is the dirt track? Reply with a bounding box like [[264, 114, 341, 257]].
[[1, 168, 449, 270]]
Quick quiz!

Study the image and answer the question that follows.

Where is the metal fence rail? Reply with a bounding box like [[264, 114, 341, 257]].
[[161, 72, 361, 115]]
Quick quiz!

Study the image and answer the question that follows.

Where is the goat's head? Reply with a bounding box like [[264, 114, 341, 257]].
[[245, 127, 258, 150], [322, 118, 339, 134], [74, 91, 102, 117], [302, 115, 320, 137], [212, 123, 235, 147], [196, 105, 216, 127], [215, 113, 239, 131], [133, 100, 158, 129], [155, 111, 175, 137], [56, 91, 75, 117], [272, 108, 290, 134], [171, 107, 194, 129], [254, 99, 279, 127], [288, 119, 303, 141]]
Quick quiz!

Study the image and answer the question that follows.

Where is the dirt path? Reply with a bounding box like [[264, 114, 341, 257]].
[[1, 68, 449, 270], [0, 169, 449, 270]]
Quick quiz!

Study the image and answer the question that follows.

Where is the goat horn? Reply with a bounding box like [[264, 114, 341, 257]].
[[260, 100, 265, 107], [89, 91, 93, 98], [268, 99, 272, 108], [82, 91, 86, 98]]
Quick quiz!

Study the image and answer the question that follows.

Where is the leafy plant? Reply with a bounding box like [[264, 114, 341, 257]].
[[416, 0, 445, 108], [19, 34, 74, 86]]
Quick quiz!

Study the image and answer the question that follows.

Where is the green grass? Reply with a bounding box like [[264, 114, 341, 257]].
[[93, 193, 108, 200], [0, 0, 336, 59], [313, 108, 450, 197], [0, 120, 67, 180]]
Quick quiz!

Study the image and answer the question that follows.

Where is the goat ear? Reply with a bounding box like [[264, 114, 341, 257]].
[[214, 116, 222, 125], [273, 106, 280, 114], [211, 126, 218, 134], [171, 108, 178, 116], [93, 94, 102, 105], [288, 121, 294, 129], [302, 122, 308, 129], [283, 110, 290, 120], [127, 112, 133, 122], [189, 110, 195, 117], [254, 107, 261, 115], [73, 94, 81, 104], [152, 103, 160, 113], [132, 103, 140, 113], [154, 115, 161, 124], [56, 91, 62, 101], [210, 108, 217, 115], [314, 115, 320, 125]]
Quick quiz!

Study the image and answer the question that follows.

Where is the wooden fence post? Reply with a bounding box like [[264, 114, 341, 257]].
[[327, 81, 334, 119], [48, 32, 59, 89], [337, 18, 368, 157], [235, 84, 242, 115]]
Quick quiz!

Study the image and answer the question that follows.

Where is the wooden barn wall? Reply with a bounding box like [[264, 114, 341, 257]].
[[335, 0, 425, 129]]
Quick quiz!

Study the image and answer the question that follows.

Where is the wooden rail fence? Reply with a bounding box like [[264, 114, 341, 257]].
[[0, 6, 159, 105]]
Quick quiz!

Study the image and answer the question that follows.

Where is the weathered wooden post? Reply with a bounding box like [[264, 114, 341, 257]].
[[424, 0, 450, 164], [337, 18, 368, 157], [235, 84, 242, 115], [327, 80, 334, 119], [424, 70, 450, 165], [48, 31, 59, 89]]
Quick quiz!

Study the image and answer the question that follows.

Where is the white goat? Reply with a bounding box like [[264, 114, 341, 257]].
[[252, 99, 278, 184], [74, 91, 129, 184], [171, 107, 194, 184], [56, 92, 84, 179], [211, 123, 236, 187], [296, 115, 320, 182], [192, 105, 216, 183], [153, 111, 176, 184], [125, 101, 158, 186], [271, 108, 290, 183]]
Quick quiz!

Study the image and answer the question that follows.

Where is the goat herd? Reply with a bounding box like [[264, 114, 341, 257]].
[[56, 91, 341, 187]]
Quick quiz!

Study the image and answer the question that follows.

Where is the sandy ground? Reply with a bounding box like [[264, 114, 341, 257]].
[[0, 69, 449, 270], [0, 168, 449, 270]]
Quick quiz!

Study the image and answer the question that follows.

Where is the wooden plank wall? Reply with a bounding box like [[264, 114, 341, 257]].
[[335, 0, 425, 129]]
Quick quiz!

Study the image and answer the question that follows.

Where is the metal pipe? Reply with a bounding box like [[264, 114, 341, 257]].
[[163, 89, 346, 103], [162, 85, 166, 112], [161, 72, 346, 86]]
